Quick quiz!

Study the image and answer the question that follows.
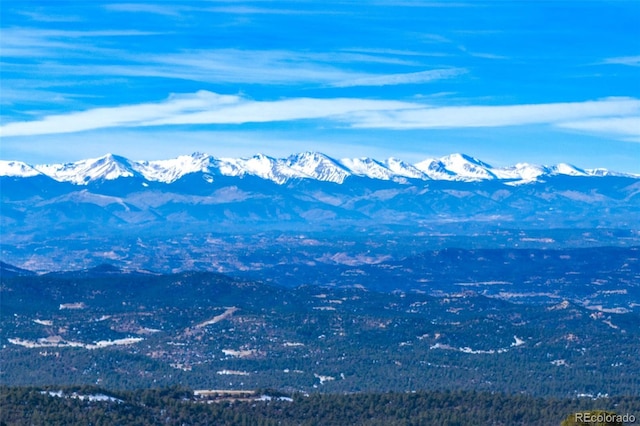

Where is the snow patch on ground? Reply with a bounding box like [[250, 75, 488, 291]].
[[42, 391, 123, 403], [217, 370, 250, 376], [222, 348, 257, 358], [314, 373, 335, 385], [8, 336, 143, 350]]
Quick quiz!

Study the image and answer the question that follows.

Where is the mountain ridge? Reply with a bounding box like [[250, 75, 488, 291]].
[[1, 152, 636, 185]]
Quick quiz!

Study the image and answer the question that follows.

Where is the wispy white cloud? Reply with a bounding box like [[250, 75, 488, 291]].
[[2, 39, 459, 87], [103, 2, 325, 16], [417, 33, 453, 44], [0, 25, 458, 87], [146, 48, 436, 83], [204, 6, 335, 15], [0, 91, 231, 136], [139, 50, 454, 86], [2, 28, 161, 38], [0, 87, 92, 106], [2, 92, 639, 144], [18, 11, 83, 22], [331, 68, 467, 87], [0, 28, 162, 57], [142, 49, 370, 85], [340, 47, 451, 59], [557, 116, 640, 142], [347, 97, 640, 131], [144, 97, 420, 126], [64, 59, 360, 86], [0, 22, 465, 90], [103, 3, 183, 16], [371, 2, 477, 7], [467, 52, 508, 60], [602, 55, 640, 67], [298, 51, 419, 66], [0, 91, 419, 137]]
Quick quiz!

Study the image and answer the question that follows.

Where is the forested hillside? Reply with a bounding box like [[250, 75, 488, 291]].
[[3, 386, 639, 426]]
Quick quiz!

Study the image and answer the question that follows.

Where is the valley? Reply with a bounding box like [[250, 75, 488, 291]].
[[2, 248, 639, 396]]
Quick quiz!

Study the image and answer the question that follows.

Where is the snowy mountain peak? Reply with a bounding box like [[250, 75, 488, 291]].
[[443, 152, 483, 164], [4, 152, 635, 186], [552, 163, 587, 177], [585, 168, 626, 177], [0, 160, 43, 177], [214, 153, 290, 183], [492, 163, 550, 182], [240, 153, 284, 182], [439, 153, 496, 180], [287, 151, 333, 164], [384, 157, 427, 179], [137, 153, 215, 183], [33, 153, 140, 184], [414, 158, 459, 181], [339, 157, 396, 180], [286, 152, 351, 183], [189, 151, 208, 158]]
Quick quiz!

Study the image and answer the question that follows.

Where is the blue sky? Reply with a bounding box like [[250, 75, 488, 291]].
[[1, 1, 639, 172]]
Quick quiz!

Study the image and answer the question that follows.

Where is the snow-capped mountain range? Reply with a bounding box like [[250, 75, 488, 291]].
[[2, 150, 639, 273], [1, 152, 635, 186]]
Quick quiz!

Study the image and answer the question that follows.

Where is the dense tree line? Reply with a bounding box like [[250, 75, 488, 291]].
[[2, 386, 640, 426]]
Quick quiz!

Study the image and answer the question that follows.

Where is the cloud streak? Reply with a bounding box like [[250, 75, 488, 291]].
[[0, 91, 419, 136], [558, 116, 640, 142], [0, 26, 464, 88], [103, 3, 183, 16], [331, 68, 467, 87], [602, 55, 640, 67], [346, 98, 640, 129], [2, 92, 639, 144], [0, 28, 163, 58], [103, 2, 335, 16]]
